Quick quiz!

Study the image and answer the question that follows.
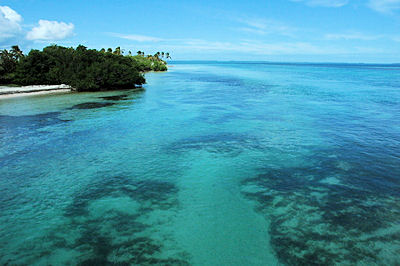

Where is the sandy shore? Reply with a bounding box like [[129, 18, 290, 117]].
[[0, 85, 73, 99]]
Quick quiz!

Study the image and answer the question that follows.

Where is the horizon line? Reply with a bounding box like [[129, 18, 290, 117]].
[[168, 60, 400, 66]]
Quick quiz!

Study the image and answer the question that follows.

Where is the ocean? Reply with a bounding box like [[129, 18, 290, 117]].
[[0, 61, 399, 265]]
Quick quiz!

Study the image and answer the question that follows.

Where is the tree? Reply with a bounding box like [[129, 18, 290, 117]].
[[11, 45, 24, 61], [161, 52, 164, 58], [166, 52, 171, 59], [113, 47, 121, 55], [0, 46, 26, 83], [0, 50, 16, 71], [76, 45, 87, 52], [1, 44, 167, 87], [11, 45, 146, 90], [137, 50, 142, 56]]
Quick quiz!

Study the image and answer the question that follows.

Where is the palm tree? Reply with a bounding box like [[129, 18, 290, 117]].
[[0, 49, 17, 73], [11, 45, 23, 61], [137, 50, 142, 56], [113, 47, 121, 55]]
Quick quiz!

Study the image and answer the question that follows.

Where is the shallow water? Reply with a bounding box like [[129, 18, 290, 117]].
[[0, 62, 399, 265]]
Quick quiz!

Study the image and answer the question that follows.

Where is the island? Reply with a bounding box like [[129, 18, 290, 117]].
[[0, 45, 170, 93]]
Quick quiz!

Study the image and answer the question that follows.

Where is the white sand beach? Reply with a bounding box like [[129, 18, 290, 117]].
[[0, 85, 73, 99]]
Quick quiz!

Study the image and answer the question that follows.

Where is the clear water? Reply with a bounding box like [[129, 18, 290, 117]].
[[0, 62, 399, 265]]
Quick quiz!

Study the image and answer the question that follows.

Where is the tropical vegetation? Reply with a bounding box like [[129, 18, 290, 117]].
[[0, 45, 170, 91]]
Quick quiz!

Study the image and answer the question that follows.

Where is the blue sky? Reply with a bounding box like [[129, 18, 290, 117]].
[[1, 0, 400, 62]]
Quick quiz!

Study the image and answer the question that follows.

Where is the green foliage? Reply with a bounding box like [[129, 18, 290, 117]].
[[129, 54, 168, 72], [0, 45, 24, 84], [0, 45, 168, 91]]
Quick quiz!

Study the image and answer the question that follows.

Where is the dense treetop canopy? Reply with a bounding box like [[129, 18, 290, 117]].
[[0, 45, 169, 92]]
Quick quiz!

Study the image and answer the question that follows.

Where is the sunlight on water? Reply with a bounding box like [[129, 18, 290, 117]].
[[0, 62, 399, 265]]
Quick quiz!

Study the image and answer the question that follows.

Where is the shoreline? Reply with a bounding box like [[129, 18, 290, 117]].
[[0, 85, 73, 100], [0, 89, 72, 99]]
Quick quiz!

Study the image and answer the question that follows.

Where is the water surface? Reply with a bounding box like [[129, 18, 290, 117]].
[[0, 62, 399, 265]]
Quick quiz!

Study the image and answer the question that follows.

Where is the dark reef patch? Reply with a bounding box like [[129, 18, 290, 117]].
[[173, 71, 244, 87], [1, 174, 189, 265], [0, 112, 69, 131], [30, 175, 189, 265], [65, 176, 179, 217], [241, 151, 400, 265], [99, 94, 128, 101], [0, 112, 71, 146], [166, 132, 262, 156], [68, 102, 115, 110]]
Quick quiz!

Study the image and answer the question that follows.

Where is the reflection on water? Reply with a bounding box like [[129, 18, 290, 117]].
[[0, 62, 400, 265]]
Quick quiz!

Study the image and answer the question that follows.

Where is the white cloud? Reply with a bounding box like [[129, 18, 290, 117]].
[[291, 0, 348, 7], [325, 32, 400, 42], [238, 27, 267, 35], [368, 0, 400, 13], [0, 6, 21, 23], [111, 33, 162, 42], [26, 20, 74, 41], [325, 32, 382, 40], [158, 38, 348, 55], [236, 18, 297, 37], [0, 6, 22, 42]]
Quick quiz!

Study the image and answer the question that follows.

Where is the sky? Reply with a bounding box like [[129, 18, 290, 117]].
[[1, 0, 400, 63]]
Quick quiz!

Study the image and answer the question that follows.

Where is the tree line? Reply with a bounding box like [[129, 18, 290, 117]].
[[0, 45, 170, 91], [100, 47, 171, 60]]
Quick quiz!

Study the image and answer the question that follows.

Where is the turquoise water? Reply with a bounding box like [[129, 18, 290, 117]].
[[0, 62, 400, 265]]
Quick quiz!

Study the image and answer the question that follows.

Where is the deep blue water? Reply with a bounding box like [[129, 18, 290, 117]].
[[0, 62, 399, 265]]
